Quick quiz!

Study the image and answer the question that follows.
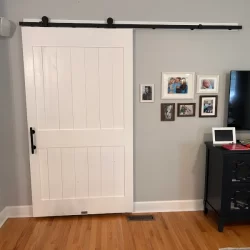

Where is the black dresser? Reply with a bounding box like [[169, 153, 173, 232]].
[[204, 142, 250, 232]]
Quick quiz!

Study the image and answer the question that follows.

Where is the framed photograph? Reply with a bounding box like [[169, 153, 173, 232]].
[[212, 127, 236, 145], [161, 103, 175, 121], [197, 75, 219, 94], [161, 72, 195, 99], [140, 84, 154, 103], [177, 103, 196, 117], [199, 95, 218, 118]]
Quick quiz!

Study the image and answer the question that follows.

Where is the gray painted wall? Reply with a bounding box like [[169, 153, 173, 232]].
[[1, 0, 250, 206], [0, 0, 4, 213], [0, 37, 7, 212], [0, 3, 15, 212]]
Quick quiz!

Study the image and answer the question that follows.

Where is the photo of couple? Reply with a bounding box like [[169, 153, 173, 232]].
[[168, 77, 188, 94]]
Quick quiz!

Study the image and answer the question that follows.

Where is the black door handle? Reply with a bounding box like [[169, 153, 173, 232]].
[[30, 127, 36, 154]]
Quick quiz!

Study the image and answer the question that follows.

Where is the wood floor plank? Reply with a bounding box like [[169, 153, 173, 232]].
[[120, 215, 136, 250], [0, 218, 32, 250], [1, 211, 250, 250]]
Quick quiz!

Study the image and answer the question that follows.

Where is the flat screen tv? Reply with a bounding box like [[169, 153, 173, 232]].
[[228, 71, 250, 130]]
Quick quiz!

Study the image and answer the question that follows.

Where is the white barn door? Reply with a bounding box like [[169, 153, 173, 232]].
[[21, 28, 133, 217]]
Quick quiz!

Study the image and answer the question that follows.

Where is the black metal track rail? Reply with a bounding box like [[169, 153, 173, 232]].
[[19, 16, 242, 31]]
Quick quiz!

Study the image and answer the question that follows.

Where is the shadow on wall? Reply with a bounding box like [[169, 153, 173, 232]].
[[133, 33, 137, 200], [0, 41, 15, 207], [177, 75, 231, 201], [223, 73, 230, 125], [0, 16, 24, 207], [178, 132, 212, 201], [9, 20, 17, 38]]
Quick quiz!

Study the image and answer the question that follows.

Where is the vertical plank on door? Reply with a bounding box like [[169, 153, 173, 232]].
[[33, 47, 46, 129], [101, 147, 114, 197], [61, 148, 75, 199], [71, 48, 87, 129], [112, 49, 124, 128], [43, 47, 60, 129], [39, 149, 49, 200], [88, 147, 101, 197], [113, 147, 125, 196], [99, 49, 114, 128], [85, 48, 100, 129], [75, 148, 89, 198], [48, 148, 63, 199], [57, 48, 74, 129]]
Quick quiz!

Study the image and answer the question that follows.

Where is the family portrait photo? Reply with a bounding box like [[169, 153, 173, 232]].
[[161, 103, 175, 121], [199, 96, 218, 117], [162, 72, 195, 99], [168, 77, 188, 94], [177, 103, 196, 117], [140, 84, 154, 103], [197, 75, 219, 94]]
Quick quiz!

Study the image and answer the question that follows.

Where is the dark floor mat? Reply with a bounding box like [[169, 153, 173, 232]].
[[127, 215, 155, 221]]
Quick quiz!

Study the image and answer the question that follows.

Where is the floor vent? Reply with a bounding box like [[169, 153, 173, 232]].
[[127, 215, 155, 221]]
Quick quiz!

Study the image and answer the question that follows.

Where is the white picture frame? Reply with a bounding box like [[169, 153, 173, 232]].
[[197, 75, 219, 94], [140, 84, 154, 103], [161, 72, 195, 99], [212, 127, 236, 145]]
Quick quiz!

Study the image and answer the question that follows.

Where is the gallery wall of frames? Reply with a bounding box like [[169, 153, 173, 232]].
[[140, 72, 219, 121]]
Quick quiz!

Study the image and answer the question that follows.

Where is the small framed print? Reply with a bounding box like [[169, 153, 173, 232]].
[[161, 72, 195, 99], [199, 95, 218, 118], [140, 84, 154, 103], [161, 103, 175, 121], [177, 103, 196, 117], [197, 75, 219, 94]]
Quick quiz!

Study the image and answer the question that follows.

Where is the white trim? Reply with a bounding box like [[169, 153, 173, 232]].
[[134, 199, 203, 213], [212, 127, 236, 145], [23, 18, 239, 27], [7, 206, 33, 218], [0, 206, 33, 228], [0, 201, 202, 228], [0, 207, 8, 228]]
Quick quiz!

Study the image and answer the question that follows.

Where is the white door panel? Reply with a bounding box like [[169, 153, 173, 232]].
[[22, 28, 133, 217], [71, 48, 87, 129], [37, 129, 125, 148], [43, 47, 60, 129], [75, 148, 89, 198]]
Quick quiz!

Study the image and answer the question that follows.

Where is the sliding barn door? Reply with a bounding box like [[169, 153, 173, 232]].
[[21, 28, 133, 217]]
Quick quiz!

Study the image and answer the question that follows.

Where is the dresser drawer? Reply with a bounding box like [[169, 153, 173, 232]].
[[230, 185, 250, 213], [226, 155, 250, 183]]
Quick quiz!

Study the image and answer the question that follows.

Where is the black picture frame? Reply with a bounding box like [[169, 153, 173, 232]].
[[177, 103, 196, 117], [161, 103, 175, 121], [199, 95, 218, 118]]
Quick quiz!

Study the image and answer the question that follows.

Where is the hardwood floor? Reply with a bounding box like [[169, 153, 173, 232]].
[[0, 211, 250, 250]]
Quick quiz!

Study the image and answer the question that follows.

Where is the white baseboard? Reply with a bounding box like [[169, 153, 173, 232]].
[[0, 207, 8, 228], [0, 206, 32, 228], [134, 199, 203, 213], [7, 205, 33, 218], [0, 200, 203, 228]]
